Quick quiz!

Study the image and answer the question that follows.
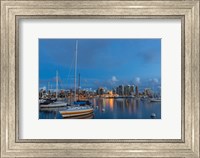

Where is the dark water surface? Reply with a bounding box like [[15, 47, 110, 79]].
[[39, 98, 161, 119]]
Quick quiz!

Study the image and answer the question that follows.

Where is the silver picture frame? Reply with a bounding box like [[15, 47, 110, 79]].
[[1, 0, 199, 157]]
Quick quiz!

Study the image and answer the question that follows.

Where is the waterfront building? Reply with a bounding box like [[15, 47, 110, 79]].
[[116, 87, 119, 95], [39, 89, 44, 98], [124, 85, 131, 96], [59, 90, 66, 98], [130, 85, 134, 94], [96, 87, 105, 96], [122, 85, 135, 96], [118, 85, 124, 96], [144, 88, 152, 97], [108, 91, 113, 96], [112, 88, 116, 94], [135, 86, 139, 97]]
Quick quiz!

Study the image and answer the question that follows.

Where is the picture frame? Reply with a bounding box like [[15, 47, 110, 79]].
[[1, 0, 199, 157]]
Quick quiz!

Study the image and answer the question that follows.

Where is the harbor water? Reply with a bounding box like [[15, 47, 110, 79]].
[[39, 98, 161, 119]]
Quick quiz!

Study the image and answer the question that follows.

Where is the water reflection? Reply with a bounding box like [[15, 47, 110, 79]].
[[39, 98, 161, 119], [92, 98, 160, 119]]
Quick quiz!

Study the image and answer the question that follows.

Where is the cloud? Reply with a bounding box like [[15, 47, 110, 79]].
[[153, 78, 159, 83], [149, 78, 159, 83], [111, 76, 118, 82], [40, 86, 46, 90], [135, 77, 141, 84]]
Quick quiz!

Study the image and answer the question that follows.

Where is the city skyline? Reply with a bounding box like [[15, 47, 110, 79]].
[[39, 39, 161, 91]]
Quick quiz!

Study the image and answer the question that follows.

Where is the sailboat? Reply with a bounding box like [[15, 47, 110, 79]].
[[74, 73, 91, 106], [40, 71, 67, 108], [59, 40, 94, 118], [150, 88, 161, 102], [150, 98, 161, 102]]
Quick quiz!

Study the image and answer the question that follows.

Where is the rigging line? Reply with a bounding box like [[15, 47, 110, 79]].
[[74, 40, 78, 101], [59, 78, 63, 90], [66, 47, 76, 89]]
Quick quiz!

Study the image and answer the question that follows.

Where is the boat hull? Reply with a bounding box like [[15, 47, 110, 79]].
[[63, 113, 94, 119], [60, 108, 94, 118], [150, 99, 161, 102], [40, 102, 67, 108]]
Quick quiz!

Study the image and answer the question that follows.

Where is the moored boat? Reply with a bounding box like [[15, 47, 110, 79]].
[[40, 102, 67, 108], [63, 113, 94, 119], [39, 98, 54, 105], [140, 96, 149, 101], [59, 40, 94, 119], [60, 106, 93, 118], [74, 100, 91, 106], [150, 98, 161, 102]]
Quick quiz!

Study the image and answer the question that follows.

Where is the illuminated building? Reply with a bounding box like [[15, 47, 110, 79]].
[[135, 86, 139, 97], [144, 88, 151, 96], [124, 85, 131, 96], [96, 87, 105, 95], [116, 87, 119, 95], [112, 88, 116, 94], [119, 85, 124, 96], [130, 85, 134, 95]]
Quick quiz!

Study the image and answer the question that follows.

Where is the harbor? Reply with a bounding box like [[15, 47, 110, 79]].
[[39, 83, 161, 119], [39, 97, 161, 119], [39, 71, 161, 119], [39, 39, 161, 119]]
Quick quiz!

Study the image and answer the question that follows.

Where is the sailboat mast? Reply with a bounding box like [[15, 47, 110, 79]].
[[74, 40, 78, 101], [47, 81, 50, 91], [56, 70, 58, 98], [78, 73, 80, 100]]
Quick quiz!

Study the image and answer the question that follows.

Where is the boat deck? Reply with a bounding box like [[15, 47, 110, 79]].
[[40, 102, 67, 108]]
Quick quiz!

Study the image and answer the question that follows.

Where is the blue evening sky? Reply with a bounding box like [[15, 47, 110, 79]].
[[39, 39, 161, 91]]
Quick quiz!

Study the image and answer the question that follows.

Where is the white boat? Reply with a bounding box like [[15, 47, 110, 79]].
[[59, 40, 94, 118], [151, 113, 157, 118], [39, 99, 46, 104], [60, 106, 93, 118], [40, 71, 63, 108], [40, 107, 66, 111], [40, 102, 67, 108], [63, 113, 94, 119], [140, 96, 149, 101], [150, 98, 161, 102]]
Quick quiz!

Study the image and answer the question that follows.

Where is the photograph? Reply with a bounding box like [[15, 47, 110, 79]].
[[1, 0, 199, 157], [39, 39, 161, 119]]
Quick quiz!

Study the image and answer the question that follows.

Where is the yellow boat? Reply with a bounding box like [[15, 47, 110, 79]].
[[59, 106, 94, 118], [63, 113, 94, 119]]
